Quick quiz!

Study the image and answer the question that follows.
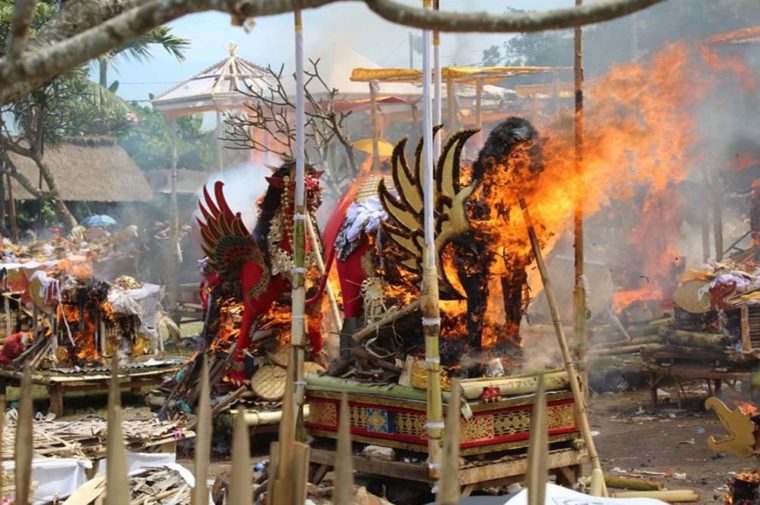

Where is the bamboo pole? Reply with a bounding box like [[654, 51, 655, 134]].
[[272, 361, 295, 505], [527, 374, 548, 505], [475, 79, 483, 130], [369, 80, 380, 172], [305, 212, 342, 330], [352, 299, 420, 342], [712, 175, 724, 261], [0, 396, 4, 497], [106, 356, 129, 505], [168, 119, 180, 322], [290, 8, 308, 438], [517, 197, 606, 496], [215, 111, 224, 173], [229, 410, 252, 505], [332, 393, 354, 505], [421, 0, 443, 481], [192, 357, 211, 505], [15, 366, 32, 505], [611, 490, 699, 502], [701, 187, 710, 262], [432, 0, 441, 161], [573, 0, 588, 403], [445, 77, 456, 133], [437, 380, 460, 505]]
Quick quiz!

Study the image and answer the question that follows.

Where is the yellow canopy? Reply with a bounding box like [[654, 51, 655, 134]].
[[350, 66, 568, 84], [353, 138, 394, 157]]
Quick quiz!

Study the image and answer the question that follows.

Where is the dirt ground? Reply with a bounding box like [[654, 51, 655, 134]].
[[8, 371, 753, 504], [590, 387, 747, 504]]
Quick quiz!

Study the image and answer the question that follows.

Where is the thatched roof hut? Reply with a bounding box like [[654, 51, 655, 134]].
[[5, 136, 152, 202], [146, 169, 209, 196]]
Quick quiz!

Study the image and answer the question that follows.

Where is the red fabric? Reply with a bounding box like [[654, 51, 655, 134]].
[[0, 333, 25, 365], [199, 272, 220, 311]]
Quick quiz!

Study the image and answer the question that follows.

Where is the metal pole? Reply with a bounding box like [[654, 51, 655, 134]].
[[409, 32, 414, 69], [421, 0, 443, 482], [573, 0, 588, 404]]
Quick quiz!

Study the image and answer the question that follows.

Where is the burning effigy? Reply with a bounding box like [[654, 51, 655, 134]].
[[0, 228, 186, 416]]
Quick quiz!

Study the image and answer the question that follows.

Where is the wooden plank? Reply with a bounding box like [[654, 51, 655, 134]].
[[458, 449, 586, 486], [310, 448, 430, 483], [49, 384, 64, 418]]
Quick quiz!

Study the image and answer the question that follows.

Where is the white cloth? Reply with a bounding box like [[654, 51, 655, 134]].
[[504, 483, 667, 505], [2, 457, 92, 505], [344, 196, 388, 242], [95, 450, 176, 475]]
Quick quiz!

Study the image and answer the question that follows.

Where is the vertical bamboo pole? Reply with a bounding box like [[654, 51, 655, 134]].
[[290, 8, 307, 440], [573, 0, 588, 402], [421, 0, 443, 482], [192, 358, 212, 505], [370, 80, 381, 172], [713, 176, 724, 261], [0, 396, 4, 497], [215, 111, 224, 173], [15, 366, 32, 505], [168, 119, 180, 322], [432, 0, 441, 161], [701, 188, 710, 262], [527, 374, 548, 505], [106, 357, 129, 505], [273, 362, 295, 505], [332, 394, 354, 505], [437, 381, 460, 505], [518, 197, 606, 496], [229, 410, 252, 505], [475, 79, 483, 130], [446, 77, 456, 133]]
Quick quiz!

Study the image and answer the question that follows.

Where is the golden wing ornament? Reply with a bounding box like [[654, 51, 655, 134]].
[[379, 128, 478, 298]]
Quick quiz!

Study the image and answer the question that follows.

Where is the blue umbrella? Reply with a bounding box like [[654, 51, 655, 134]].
[[82, 215, 117, 228]]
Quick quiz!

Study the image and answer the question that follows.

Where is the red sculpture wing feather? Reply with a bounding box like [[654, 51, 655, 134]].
[[197, 182, 258, 280]]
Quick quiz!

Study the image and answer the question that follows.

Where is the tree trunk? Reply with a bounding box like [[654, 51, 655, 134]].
[[32, 153, 77, 228], [99, 58, 108, 88]]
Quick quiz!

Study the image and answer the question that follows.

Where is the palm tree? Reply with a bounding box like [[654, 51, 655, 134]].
[[97, 27, 188, 89]]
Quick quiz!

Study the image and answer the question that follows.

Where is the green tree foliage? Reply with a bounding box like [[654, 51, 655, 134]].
[[118, 102, 215, 172]]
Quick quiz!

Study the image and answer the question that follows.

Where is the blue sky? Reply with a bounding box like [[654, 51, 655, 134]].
[[109, 0, 572, 102]]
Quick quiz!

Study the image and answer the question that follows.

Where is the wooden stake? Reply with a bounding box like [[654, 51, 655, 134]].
[[527, 374, 548, 505], [332, 393, 354, 505], [229, 410, 252, 505], [437, 380, 460, 505], [292, 442, 310, 504], [106, 356, 129, 505], [192, 356, 211, 505], [518, 197, 606, 496], [15, 366, 32, 505]]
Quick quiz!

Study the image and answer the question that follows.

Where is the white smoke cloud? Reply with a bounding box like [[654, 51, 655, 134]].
[[195, 162, 274, 231]]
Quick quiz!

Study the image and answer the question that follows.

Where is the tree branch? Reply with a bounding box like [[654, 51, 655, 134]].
[[364, 0, 666, 33], [6, 0, 39, 65], [0, 0, 666, 105]]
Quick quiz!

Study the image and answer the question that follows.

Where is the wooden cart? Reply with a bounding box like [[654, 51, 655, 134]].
[[304, 374, 586, 495]]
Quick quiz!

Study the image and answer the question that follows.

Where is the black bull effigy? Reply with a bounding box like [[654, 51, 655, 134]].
[[197, 117, 545, 383]]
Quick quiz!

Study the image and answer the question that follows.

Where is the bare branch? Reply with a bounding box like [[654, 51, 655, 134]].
[[0, 0, 666, 105], [6, 0, 39, 64], [364, 0, 666, 33]]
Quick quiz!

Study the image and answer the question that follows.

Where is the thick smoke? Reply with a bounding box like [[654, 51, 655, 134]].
[[195, 163, 273, 230]]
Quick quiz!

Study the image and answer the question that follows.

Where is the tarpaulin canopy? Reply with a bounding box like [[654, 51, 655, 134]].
[[350, 65, 568, 84]]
